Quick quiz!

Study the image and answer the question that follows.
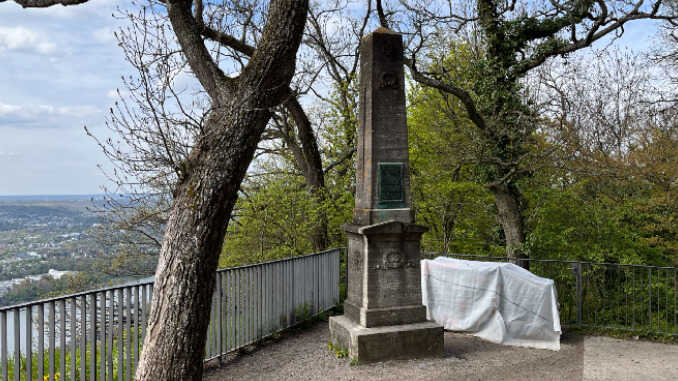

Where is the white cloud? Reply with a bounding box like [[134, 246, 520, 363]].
[[93, 27, 117, 44], [0, 151, 19, 158], [0, 26, 56, 54], [0, 103, 22, 115], [106, 89, 119, 99], [0, 102, 100, 125], [106, 89, 129, 99], [0, 0, 125, 194]]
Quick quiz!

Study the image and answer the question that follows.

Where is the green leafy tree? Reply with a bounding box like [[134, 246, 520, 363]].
[[378, 0, 678, 265], [407, 43, 502, 255]]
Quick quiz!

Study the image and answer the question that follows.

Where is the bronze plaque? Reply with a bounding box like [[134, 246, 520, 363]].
[[377, 162, 405, 209]]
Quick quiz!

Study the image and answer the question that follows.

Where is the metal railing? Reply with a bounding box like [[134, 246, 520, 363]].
[[424, 253, 678, 336], [0, 248, 341, 381]]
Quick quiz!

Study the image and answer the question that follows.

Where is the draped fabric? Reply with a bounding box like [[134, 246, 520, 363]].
[[421, 257, 561, 350]]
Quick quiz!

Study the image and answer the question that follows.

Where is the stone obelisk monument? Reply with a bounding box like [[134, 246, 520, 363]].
[[329, 28, 443, 363]]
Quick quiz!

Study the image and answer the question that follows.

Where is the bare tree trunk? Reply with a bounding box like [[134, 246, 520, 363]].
[[132, 1, 308, 380], [284, 97, 329, 251], [134, 110, 264, 380], [490, 183, 527, 267]]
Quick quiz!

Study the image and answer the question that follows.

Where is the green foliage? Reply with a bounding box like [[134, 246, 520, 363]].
[[315, 77, 360, 245], [220, 176, 320, 267], [327, 342, 348, 359], [217, 38, 678, 274], [406, 42, 678, 266], [408, 83, 503, 254], [407, 43, 505, 255], [295, 303, 312, 322], [525, 181, 650, 263], [523, 158, 678, 266], [5, 328, 141, 381], [219, 77, 358, 267]]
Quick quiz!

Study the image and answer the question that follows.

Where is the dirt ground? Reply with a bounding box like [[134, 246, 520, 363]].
[[203, 321, 678, 381]]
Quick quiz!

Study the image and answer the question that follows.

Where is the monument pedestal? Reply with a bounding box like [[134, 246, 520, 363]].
[[329, 316, 443, 363], [329, 221, 443, 363]]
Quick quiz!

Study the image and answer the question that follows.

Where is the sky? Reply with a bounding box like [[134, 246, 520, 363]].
[[0, 1, 665, 195], [0, 0, 128, 195]]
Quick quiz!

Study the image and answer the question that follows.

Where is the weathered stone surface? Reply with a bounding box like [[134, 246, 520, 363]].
[[345, 233, 365, 307], [329, 315, 444, 363], [354, 27, 412, 225], [332, 27, 443, 363], [343, 221, 429, 327], [344, 304, 428, 328]]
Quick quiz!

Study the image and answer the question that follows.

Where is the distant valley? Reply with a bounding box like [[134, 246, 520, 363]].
[[0, 195, 155, 306]]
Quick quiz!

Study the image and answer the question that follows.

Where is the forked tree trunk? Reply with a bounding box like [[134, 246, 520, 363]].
[[490, 183, 527, 268], [133, 1, 309, 380]]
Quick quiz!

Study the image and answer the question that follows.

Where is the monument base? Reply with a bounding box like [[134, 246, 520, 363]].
[[344, 301, 427, 327], [329, 315, 443, 363]]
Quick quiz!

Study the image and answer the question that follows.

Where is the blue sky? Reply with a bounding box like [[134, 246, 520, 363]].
[[0, 0, 128, 195], [0, 2, 665, 195]]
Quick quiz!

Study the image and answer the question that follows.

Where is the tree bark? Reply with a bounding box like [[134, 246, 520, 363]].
[[284, 97, 329, 251], [490, 183, 527, 267], [132, 1, 308, 380], [134, 111, 262, 380], [196, 23, 330, 251]]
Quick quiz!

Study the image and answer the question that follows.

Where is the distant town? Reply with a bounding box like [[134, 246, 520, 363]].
[[0, 195, 153, 306]]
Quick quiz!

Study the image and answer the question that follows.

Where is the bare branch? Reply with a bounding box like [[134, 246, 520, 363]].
[[166, 0, 232, 100], [324, 147, 356, 174], [202, 24, 256, 56], [376, 0, 389, 29], [405, 58, 487, 131]]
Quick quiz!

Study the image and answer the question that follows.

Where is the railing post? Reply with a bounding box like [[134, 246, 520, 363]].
[[647, 267, 652, 330], [26, 307, 32, 381], [13, 309, 19, 381], [576, 262, 583, 327], [1, 310, 6, 381], [218, 272, 224, 362]]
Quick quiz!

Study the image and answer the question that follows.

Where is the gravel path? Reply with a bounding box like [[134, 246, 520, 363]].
[[583, 336, 678, 381], [203, 320, 678, 380]]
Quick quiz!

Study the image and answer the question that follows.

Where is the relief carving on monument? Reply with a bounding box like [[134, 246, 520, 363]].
[[381, 250, 404, 269], [378, 72, 398, 89], [351, 250, 363, 270], [373, 247, 419, 270]]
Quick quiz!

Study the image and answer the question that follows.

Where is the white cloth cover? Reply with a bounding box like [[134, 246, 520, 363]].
[[421, 257, 561, 350]]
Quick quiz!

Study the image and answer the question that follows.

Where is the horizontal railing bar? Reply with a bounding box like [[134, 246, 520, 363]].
[[427, 253, 678, 270], [216, 248, 341, 273], [573, 323, 678, 336]]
